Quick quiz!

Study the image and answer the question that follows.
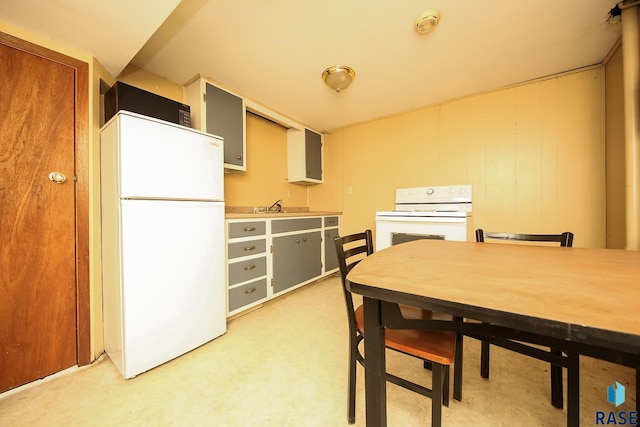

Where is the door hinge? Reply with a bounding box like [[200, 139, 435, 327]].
[[203, 92, 207, 103], [270, 278, 274, 287], [270, 245, 273, 253]]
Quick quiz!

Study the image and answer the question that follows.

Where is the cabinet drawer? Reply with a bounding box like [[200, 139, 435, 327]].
[[228, 256, 267, 285], [324, 216, 339, 227], [228, 238, 266, 260], [229, 278, 267, 312], [272, 217, 322, 234], [228, 221, 266, 238]]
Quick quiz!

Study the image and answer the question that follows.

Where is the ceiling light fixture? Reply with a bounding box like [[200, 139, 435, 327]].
[[321, 65, 356, 93], [415, 10, 441, 34]]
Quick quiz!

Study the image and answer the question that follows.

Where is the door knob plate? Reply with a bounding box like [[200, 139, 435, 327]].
[[48, 171, 67, 184]]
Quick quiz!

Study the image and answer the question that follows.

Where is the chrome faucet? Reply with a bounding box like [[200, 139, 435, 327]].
[[267, 199, 283, 212]]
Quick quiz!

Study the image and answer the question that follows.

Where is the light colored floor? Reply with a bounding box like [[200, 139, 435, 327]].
[[0, 275, 636, 426]]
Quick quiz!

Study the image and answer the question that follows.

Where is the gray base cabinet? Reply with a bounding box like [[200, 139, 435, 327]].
[[272, 231, 322, 294], [226, 220, 268, 316], [324, 228, 339, 272], [225, 215, 339, 316]]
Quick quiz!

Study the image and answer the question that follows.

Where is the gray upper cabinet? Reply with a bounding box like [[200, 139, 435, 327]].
[[287, 128, 323, 184], [184, 78, 246, 171]]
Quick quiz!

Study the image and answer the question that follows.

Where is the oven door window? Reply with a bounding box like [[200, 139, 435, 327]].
[[391, 232, 444, 246], [375, 217, 470, 251]]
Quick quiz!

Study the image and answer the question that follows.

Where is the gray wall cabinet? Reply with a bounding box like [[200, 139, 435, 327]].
[[287, 128, 323, 184], [185, 78, 246, 171]]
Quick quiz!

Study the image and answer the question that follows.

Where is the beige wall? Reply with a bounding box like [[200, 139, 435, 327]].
[[321, 68, 607, 249], [605, 44, 626, 249], [223, 114, 308, 208], [117, 64, 184, 104]]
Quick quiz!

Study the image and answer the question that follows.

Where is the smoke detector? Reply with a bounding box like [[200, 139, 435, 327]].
[[415, 10, 441, 34]]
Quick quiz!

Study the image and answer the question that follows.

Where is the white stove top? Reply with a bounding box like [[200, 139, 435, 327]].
[[376, 210, 470, 218], [396, 184, 472, 204], [377, 185, 472, 218]]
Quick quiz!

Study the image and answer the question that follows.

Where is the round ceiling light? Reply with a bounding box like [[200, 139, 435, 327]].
[[415, 10, 441, 34], [321, 65, 356, 93]]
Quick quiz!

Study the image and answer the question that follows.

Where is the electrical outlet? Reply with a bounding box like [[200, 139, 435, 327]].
[[346, 186, 353, 195]]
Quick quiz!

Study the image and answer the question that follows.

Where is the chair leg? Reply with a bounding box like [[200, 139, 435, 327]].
[[453, 331, 463, 401], [443, 365, 450, 407], [347, 337, 358, 424], [432, 363, 444, 427], [480, 340, 490, 379], [550, 348, 564, 409]]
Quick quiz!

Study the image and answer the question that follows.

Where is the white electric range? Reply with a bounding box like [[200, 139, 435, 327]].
[[375, 185, 473, 251]]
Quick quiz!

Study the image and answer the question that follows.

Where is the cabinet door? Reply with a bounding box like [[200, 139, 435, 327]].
[[272, 231, 321, 294], [324, 228, 340, 272], [205, 83, 245, 170], [305, 129, 322, 181]]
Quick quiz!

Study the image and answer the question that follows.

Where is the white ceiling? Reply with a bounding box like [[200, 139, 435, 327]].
[[0, 0, 181, 77], [1, 0, 622, 132]]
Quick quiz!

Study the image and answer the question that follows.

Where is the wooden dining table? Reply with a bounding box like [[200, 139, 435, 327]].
[[346, 239, 640, 427]]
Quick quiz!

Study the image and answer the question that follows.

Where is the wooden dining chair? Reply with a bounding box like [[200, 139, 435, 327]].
[[334, 230, 457, 426], [475, 228, 574, 409]]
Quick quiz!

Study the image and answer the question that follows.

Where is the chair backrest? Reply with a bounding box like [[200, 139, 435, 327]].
[[475, 228, 574, 247], [334, 230, 374, 329]]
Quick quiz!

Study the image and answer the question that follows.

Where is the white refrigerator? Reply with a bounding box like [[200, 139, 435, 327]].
[[100, 111, 226, 379]]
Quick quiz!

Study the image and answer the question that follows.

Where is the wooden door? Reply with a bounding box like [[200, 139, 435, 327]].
[[0, 34, 90, 393]]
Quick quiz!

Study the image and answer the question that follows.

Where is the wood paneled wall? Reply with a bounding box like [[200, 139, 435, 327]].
[[315, 68, 606, 248]]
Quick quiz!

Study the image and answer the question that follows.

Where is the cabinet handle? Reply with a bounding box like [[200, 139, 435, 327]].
[[303, 238, 307, 243], [236, 154, 242, 160], [244, 287, 257, 294], [296, 239, 300, 244], [244, 227, 256, 232], [244, 264, 256, 271], [244, 246, 256, 251]]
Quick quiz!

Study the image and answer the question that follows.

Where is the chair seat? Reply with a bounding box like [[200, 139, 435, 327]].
[[355, 304, 456, 365]]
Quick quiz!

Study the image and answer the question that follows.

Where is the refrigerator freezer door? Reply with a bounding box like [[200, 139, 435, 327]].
[[102, 199, 226, 379], [102, 112, 224, 201]]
